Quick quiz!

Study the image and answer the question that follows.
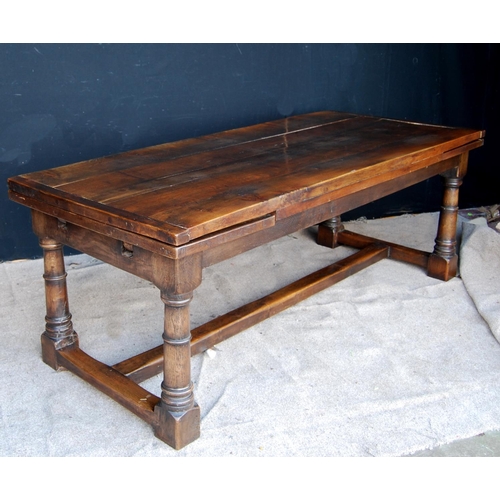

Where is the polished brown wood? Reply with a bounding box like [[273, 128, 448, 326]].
[[155, 290, 200, 449], [58, 346, 160, 424], [317, 216, 345, 248], [7, 111, 485, 449], [39, 237, 78, 370], [9, 112, 483, 246], [427, 153, 468, 280], [335, 229, 431, 269]]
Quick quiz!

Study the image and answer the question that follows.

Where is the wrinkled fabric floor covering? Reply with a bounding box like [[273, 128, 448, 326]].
[[460, 223, 500, 343], [1, 213, 499, 457]]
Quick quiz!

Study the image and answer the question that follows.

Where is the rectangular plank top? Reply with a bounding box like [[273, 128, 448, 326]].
[[8, 111, 485, 246]]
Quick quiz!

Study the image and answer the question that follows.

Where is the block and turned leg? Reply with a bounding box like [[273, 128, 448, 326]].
[[154, 291, 200, 449], [428, 153, 468, 281], [39, 237, 78, 370], [153, 256, 202, 449]]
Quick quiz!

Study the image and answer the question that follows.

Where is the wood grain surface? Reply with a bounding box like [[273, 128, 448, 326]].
[[8, 111, 484, 246]]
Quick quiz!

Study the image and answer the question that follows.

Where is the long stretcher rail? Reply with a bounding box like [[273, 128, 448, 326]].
[[113, 242, 390, 383]]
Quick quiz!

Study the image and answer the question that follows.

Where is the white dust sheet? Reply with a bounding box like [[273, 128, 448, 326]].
[[1, 213, 499, 457]]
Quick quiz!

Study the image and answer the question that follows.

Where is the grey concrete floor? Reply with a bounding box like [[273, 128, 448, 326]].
[[408, 430, 500, 457]]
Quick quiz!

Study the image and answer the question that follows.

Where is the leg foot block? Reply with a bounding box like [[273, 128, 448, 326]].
[[427, 253, 458, 281], [154, 403, 200, 450], [41, 333, 68, 371], [317, 217, 344, 248], [317, 224, 337, 248]]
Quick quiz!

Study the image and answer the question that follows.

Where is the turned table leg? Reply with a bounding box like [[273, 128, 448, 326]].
[[39, 237, 79, 370], [154, 290, 200, 449], [428, 154, 468, 281], [317, 215, 345, 248]]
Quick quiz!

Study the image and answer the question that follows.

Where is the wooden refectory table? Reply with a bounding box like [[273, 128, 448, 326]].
[[7, 111, 485, 449]]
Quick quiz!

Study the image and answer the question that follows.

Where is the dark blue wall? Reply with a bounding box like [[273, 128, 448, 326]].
[[1, 43, 498, 261]]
